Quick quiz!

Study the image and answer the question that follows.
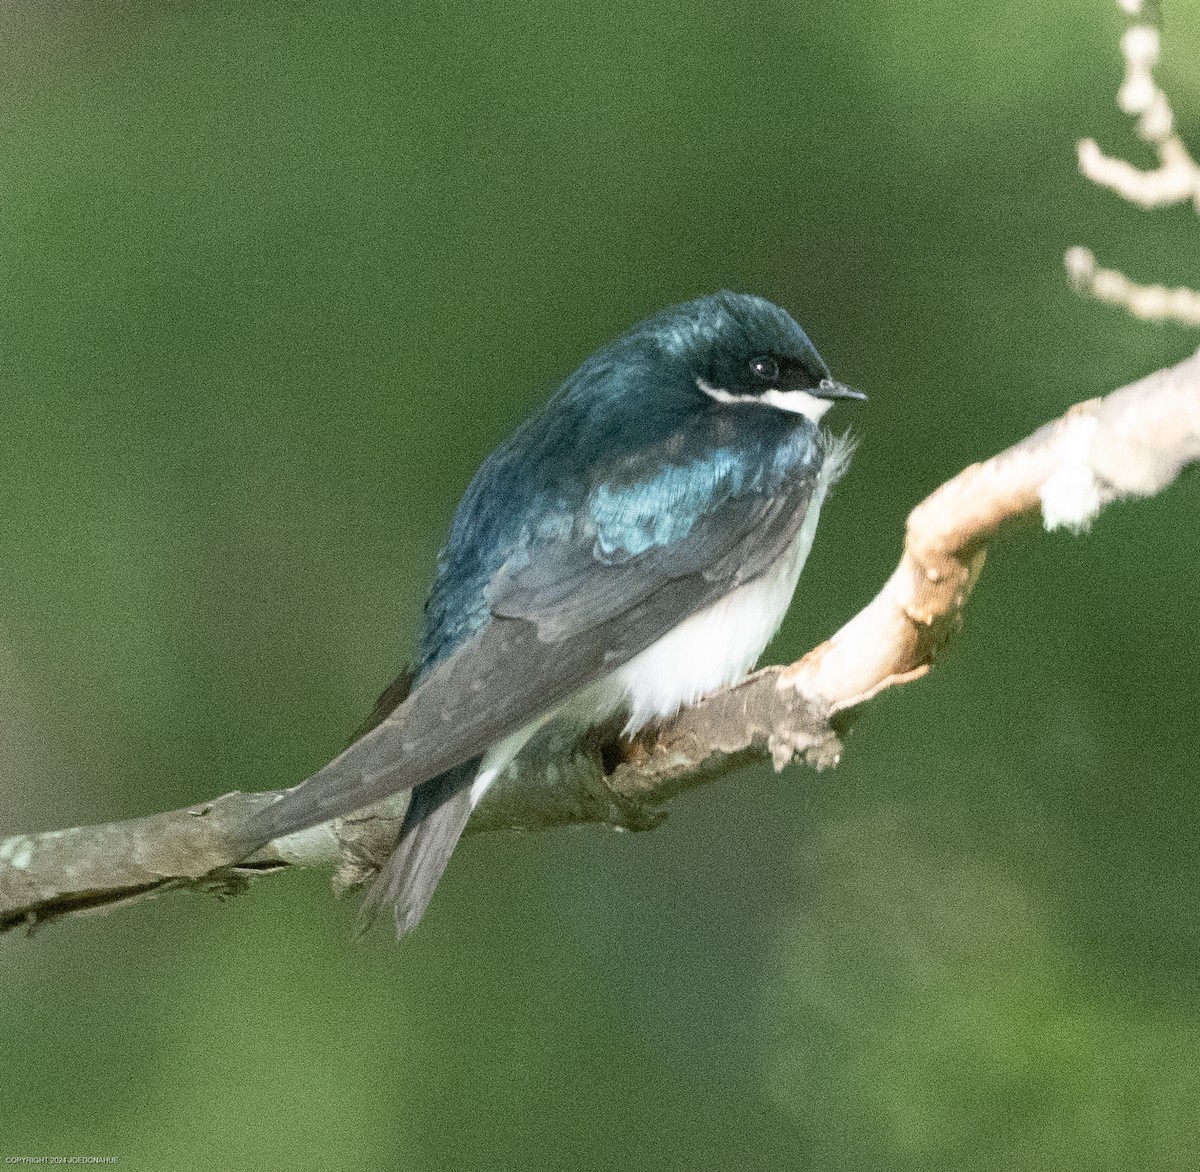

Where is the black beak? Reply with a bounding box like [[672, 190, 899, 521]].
[[816, 378, 868, 402]]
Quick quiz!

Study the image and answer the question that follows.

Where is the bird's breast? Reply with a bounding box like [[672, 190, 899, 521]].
[[577, 484, 828, 734]]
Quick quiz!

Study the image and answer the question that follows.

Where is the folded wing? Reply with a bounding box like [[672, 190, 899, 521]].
[[243, 463, 815, 848]]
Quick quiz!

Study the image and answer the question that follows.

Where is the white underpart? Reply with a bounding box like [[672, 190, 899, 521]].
[[467, 449, 845, 808], [469, 718, 553, 806], [606, 502, 822, 731], [698, 379, 833, 422]]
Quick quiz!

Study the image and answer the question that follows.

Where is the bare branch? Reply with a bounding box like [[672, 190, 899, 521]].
[[1069, 3, 1200, 324], [3, 350, 1197, 936], [1066, 246, 1200, 327], [1077, 22, 1200, 212]]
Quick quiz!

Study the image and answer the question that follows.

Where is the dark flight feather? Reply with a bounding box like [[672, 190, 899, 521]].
[[350, 668, 415, 741], [358, 760, 479, 935]]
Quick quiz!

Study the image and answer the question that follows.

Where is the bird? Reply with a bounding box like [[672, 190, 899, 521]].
[[239, 291, 865, 935]]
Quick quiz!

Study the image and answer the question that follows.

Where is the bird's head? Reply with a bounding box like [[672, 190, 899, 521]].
[[644, 291, 866, 424]]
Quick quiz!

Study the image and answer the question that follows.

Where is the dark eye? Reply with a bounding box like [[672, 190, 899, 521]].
[[750, 355, 779, 382]]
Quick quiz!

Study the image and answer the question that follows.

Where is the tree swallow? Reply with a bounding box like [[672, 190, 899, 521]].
[[242, 291, 865, 934]]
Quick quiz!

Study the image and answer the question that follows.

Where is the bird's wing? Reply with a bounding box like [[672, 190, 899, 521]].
[[244, 476, 814, 847]]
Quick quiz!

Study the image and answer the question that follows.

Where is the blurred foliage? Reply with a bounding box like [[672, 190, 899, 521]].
[[1, 1, 1198, 1169]]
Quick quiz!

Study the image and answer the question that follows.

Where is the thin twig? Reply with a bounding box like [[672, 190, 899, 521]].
[[1068, 3, 1200, 324]]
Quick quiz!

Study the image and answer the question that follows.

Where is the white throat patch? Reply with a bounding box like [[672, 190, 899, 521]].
[[698, 378, 833, 422]]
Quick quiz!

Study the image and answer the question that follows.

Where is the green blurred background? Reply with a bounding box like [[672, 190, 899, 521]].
[[2, 1, 1198, 1168]]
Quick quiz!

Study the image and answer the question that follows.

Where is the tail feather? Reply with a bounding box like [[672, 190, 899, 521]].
[[359, 760, 479, 937]]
